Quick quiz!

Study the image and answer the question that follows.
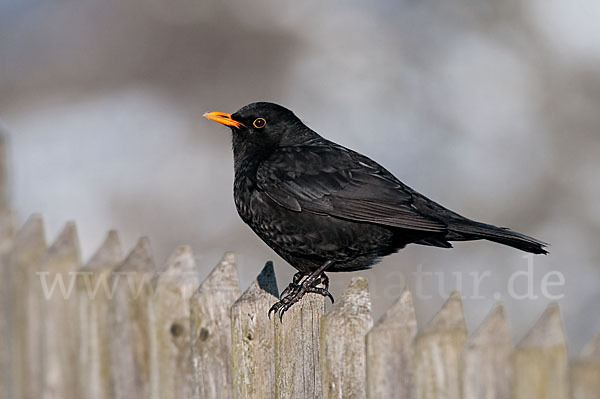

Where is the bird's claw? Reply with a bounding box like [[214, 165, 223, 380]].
[[268, 279, 302, 320], [268, 272, 335, 321], [268, 286, 300, 321], [267, 301, 283, 320]]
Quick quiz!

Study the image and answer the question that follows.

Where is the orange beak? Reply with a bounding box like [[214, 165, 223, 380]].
[[203, 111, 245, 129]]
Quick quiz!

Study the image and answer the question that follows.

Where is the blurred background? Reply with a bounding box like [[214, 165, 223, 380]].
[[1, 0, 599, 353]]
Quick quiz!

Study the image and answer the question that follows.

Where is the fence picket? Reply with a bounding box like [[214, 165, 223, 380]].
[[78, 231, 122, 399], [231, 261, 279, 399], [109, 237, 157, 399], [462, 303, 512, 399], [9, 215, 47, 399], [570, 333, 600, 399], [0, 210, 14, 398], [38, 222, 82, 399], [366, 287, 416, 399], [274, 285, 325, 399], [320, 277, 372, 399], [190, 252, 241, 399], [150, 246, 201, 399], [413, 291, 467, 399], [512, 303, 568, 399]]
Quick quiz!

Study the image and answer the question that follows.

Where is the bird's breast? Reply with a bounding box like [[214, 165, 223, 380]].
[[233, 175, 261, 223]]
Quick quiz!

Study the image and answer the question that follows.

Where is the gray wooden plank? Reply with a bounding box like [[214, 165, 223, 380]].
[[9, 215, 47, 399], [109, 237, 157, 399], [231, 261, 278, 399], [150, 246, 201, 399], [462, 303, 512, 399], [274, 287, 325, 399], [321, 277, 372, 399], [78, 231, 122, 399], [366, 287, 416, 399], [512, 303, 568, 399], [39, 222, 82, 399], [413, 291, 467, 399], [190, 252, 241, 399]]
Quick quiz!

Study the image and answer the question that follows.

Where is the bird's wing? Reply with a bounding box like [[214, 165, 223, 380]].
[[256, 144, 447, 232]]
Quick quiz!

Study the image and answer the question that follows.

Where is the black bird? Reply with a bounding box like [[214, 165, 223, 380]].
[[204, 102, 548, 319]]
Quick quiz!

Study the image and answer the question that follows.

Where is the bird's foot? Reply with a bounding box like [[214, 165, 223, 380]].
[[268, 272, 334, 321], [277, 272, 304, 299], [308, 273, 334, 304]]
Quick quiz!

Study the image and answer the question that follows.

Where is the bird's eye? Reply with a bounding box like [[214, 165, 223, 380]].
[[253, 118, 266, 129]]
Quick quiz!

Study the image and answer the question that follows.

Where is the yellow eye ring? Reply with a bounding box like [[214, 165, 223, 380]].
[[253, 118, 266, 129]]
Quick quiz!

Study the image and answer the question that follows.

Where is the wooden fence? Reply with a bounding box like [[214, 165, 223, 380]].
[[1, 215, 599, 399]]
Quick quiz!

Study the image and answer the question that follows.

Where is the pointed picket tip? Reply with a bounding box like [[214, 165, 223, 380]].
[[518, 303, 566, 349], [115, 236, 156, 272], [344, 276, 369, 297], [462, 303, 512, 399], [153, 246, 200, 296], [467, 303, 511, 347], [14, 213, 46, 250], [327, 277, 371, 318], [196, 252, 239, 292], [161, 245, 197, 274], [221, 251, 236, 265], [0, 208, 14, 236], [423, 291, 466, 334], [372, 287, 416, 331], [579, 332, 600, 362], [84, 230, 122, 270], [0, 209, 14, 255], [232, 261, 278, 309], [44, 221, 81, 265]]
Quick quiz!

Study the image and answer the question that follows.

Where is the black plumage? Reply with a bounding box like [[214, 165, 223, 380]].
[[204, 102, 548, 319]]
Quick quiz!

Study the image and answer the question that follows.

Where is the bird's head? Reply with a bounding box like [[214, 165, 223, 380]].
[[204, 102, 317, 163]]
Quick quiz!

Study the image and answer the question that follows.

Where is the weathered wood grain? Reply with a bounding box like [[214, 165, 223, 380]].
[[4, 230, 597, 399], [512, 303, 568, 399], [109, 237, 157, 399], [231, 261, 279, 399], [570, 333, 600, 399], [462, 303, 512, 399], [190, 252, 241, 399], [0, 210, 14, 398], [9, 215, 47, 399], [0, 131, 14, 397], [39, 222, 82, 399], [321, 277, 372, 399], [150, 246, 201, 399], [0, 131, 10, 397], [413, 291, 467, 399], [274, 287, 325, 399], [366, 287, 416, 399], [0, 132, 8, 210], [78, 231, 122, 399]]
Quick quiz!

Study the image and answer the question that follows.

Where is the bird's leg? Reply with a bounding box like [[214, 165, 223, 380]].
[[268, 272, 306, 319], [268, 260, 335, 321], [306, 273, 334, 304], [312, 273, 329, 291], [278, 272, 305, 299]]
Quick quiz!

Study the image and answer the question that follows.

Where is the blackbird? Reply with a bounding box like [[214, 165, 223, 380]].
[[204, 102, 548, 319]]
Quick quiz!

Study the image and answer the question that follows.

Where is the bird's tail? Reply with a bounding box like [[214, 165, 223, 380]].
[[448, 220, 548, 254]]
